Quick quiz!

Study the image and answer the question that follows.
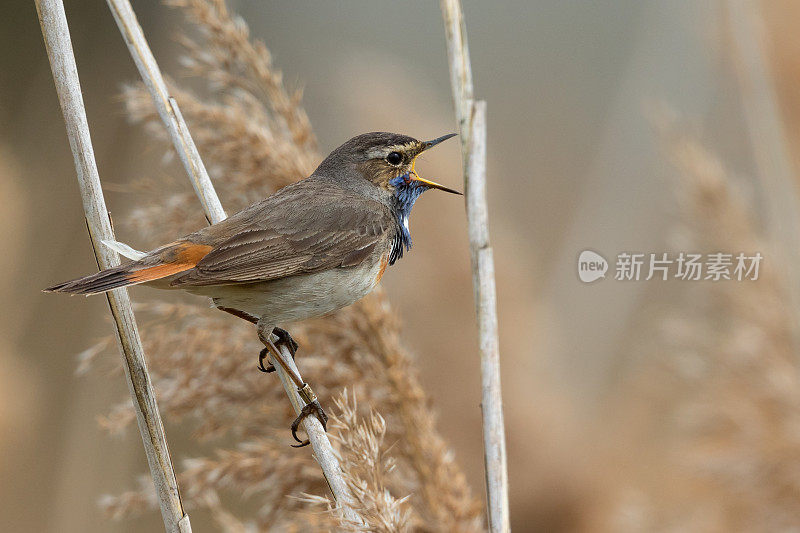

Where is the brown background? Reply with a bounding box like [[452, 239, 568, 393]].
[[3, 1, 800, 531]]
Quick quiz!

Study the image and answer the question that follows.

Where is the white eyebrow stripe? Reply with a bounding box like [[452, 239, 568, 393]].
[[366, 148, 387, 159], [366, 142, 418, 160]]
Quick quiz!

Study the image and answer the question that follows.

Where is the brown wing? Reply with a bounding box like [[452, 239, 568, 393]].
[[170, 181, 394, 287]]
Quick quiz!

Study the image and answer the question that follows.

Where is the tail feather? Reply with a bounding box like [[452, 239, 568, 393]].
[[44, 263, 142, 295], [44, 241, 213, 296]]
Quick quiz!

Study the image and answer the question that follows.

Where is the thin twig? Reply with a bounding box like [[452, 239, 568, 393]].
[[105, 0, 361, 524], [440, 1, 510, 531], [35, 1, 191, 532]]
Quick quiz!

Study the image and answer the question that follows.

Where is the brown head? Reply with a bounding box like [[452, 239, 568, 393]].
[[314, 132, 460, 196]]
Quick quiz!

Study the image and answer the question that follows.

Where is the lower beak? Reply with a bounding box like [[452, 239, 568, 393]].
[[411, 133, 462, 195], [411, 172, 462, 195]]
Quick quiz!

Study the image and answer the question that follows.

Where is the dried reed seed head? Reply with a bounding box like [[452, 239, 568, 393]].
[[94, 0, 481, 530], [590, 116, 800, 531]]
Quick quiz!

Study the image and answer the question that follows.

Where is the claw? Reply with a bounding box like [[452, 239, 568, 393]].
[[257, 347, 275, 373], [272, 327, 299, 359], [258, 327, 298, 373], [290, 399, 328, 448]]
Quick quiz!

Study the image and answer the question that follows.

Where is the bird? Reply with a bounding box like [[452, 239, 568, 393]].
[[45, 131, 460, 446]]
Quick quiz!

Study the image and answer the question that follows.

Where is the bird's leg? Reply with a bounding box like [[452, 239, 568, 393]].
[[263, 337, 328, 447], [216, 306, 300, 372], [257, 320, 328, 447], [290, 383, 328, 448], [216, 305, 258, 325], [214, 306, 277, 372]]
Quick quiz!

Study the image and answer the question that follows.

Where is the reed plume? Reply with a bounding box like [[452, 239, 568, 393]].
[[592, 110, 800, 532], [88, 0, 481, 530]]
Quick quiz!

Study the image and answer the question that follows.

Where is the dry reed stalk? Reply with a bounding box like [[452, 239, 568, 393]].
[[34, 1, 190, 531], [88, 0, 483, 530], [440, 1, 510, 531]]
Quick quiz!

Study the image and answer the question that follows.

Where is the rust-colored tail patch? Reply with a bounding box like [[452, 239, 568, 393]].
[[127, 242, 213, 283], [44, 241, 212, 295]]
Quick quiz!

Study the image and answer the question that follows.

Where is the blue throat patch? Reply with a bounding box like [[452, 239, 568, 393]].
[[388, 173, 429, 265]]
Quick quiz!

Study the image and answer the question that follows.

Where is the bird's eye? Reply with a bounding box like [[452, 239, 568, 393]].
[[386, 152, 403, 166]]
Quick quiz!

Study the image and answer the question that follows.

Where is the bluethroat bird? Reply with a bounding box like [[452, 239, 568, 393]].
[[46, 131, 460, 446]]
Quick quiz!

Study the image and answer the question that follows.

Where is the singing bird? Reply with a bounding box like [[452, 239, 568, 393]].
[[46, 131, 460, 445]]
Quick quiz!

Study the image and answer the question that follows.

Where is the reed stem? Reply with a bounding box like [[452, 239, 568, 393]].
[[440, 1, 511, 530], [35, 1, 191, 531]]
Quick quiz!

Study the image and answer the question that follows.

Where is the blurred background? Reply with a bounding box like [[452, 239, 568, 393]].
[[4, 0, 800, 531]]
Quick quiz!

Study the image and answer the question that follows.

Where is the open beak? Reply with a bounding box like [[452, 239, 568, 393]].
[[411, 133, 462, 195]]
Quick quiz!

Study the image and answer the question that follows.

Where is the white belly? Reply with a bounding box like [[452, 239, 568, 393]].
[[187, 260, 383, 324]]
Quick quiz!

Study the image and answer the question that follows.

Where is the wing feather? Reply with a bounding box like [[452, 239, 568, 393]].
[[171, 182, 394, 287]]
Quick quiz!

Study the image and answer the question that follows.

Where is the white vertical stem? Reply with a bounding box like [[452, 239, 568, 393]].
[[104, 0, 361, 523], [35, 1, 190, 531], [440, 1, 511, 531], [466, 102, 509, 532], [441, 0, 474, 144]]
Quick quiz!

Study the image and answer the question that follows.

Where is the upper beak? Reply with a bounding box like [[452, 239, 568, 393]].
[[411, 133, 461, 195], [420, 132, 458, 151]]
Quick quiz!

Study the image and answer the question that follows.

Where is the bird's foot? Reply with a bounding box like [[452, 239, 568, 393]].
[[291, 383, 328, 448], [272, 327, 299, 358], [257, 327, 298, 373]]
